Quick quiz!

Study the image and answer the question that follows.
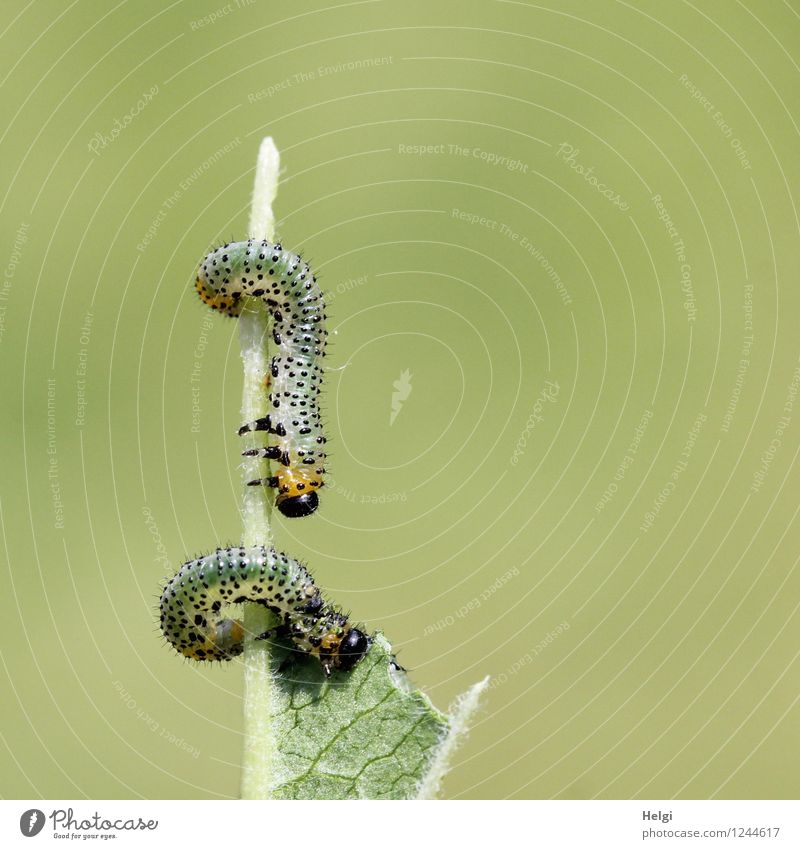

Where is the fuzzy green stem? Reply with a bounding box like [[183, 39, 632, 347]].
[[240, 137, 280, 800]]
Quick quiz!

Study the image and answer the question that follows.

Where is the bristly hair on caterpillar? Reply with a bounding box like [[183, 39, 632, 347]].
[[195, 239, 327, 519], [160, 546, 371, 677]]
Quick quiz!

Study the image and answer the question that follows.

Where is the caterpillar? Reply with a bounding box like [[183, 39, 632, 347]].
[[195, 239, 327, 518], [160, 546, 371, 677]]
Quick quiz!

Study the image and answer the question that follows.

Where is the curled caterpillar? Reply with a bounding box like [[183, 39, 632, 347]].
[[195, 239, 327, 518], [160, 546, 371, 677]]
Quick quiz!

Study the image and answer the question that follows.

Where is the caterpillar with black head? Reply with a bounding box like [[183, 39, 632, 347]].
[[195, 239, 327, 518], [160, 546, 371, 677]]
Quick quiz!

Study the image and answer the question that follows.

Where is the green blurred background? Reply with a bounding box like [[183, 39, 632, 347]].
[[2, 0, 799, 799]]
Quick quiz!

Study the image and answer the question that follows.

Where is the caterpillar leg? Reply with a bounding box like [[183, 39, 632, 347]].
[[247, 475, 279, 488], [255, 624, 308, 675], [258, 629, 320, 677], [242, 446, 288, 463], [255, 623, 291, 643], [238, 415, 273, 436]]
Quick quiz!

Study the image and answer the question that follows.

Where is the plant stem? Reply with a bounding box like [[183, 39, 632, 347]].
[[240, 137, 280, 800]]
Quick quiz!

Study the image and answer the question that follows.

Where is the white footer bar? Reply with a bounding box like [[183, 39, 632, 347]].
[[3, 799, 797, 848]]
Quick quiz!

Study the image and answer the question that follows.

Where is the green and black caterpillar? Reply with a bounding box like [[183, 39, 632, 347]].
[[196, 239, 327, 518], [160, 240, 370, 676], [160, 546, 371, 677]]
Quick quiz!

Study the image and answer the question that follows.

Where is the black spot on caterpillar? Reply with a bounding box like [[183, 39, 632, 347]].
[[196, 239, 327, 518], [159, 546, 371, 677]]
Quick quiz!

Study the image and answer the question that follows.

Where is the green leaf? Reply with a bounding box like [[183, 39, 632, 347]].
[[254, 632, 486, 799]]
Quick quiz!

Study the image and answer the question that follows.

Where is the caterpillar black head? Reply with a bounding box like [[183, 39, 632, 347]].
[[277, 491, 319, 518], [329, 628, 371, 675]]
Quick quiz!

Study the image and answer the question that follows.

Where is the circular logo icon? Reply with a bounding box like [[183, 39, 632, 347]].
[[19, 809, 45, 837]]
